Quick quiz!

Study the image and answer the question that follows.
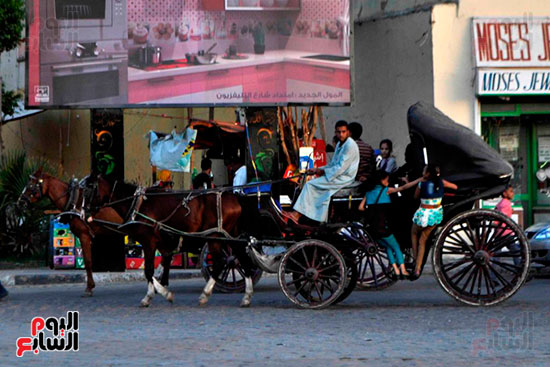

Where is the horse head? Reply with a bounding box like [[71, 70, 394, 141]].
[[19, 169, 47, 205]]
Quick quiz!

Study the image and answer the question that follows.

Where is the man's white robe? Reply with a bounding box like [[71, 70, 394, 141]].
[[293, 137, 359, 222]]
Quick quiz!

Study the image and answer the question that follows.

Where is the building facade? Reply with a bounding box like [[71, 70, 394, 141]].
[[325, 0, 550, 225]]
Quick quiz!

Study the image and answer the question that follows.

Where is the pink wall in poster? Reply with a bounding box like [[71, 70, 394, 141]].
[[127, 0, 347, 58]]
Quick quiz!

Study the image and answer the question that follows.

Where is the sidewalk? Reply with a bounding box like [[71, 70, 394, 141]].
[[0, 267, 203, 286], [1, 264, 434, 287]]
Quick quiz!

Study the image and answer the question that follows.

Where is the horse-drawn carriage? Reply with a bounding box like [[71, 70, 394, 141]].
[[21, 102, 530, 309], [209, 102, 530, 308]]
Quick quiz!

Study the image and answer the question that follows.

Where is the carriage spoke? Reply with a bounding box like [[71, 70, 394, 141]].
[[442, 257, 471, 272], [491, 250, 522, 258], [318, 274, 341, 281], [318, 262, 339, 273], [488, 235, 518, 253], [477, 266, 483, 296], [449, 261, 475, 282], [317, 278, 335, 293], [367, 256, 378, 287], [286, 276, 306, 287], [314, 282, 324, 301], [293, 279, 308, 297], [235, 266, 246, 279], [358, 255, 369, 284], [448, 232, 475, 254], [466, 219, 482, 250], [491, 259, 522, 274], [301, 247, 311, 268], [442, 249, 471, 255], [218, 266, 230, 283], [311, 246, 318, 268], [288, 256, 307, 271], [467, 266, 480, 295], [487, 263, 513, 289], [479, 220, 490, 247], [482, 266, 497, 296]]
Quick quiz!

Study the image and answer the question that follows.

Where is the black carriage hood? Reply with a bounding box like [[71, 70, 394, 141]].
[[407, 102, 513, 182]]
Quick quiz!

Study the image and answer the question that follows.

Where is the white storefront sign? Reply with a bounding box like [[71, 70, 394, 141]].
[[473, 17, 550, 68], [477, 68, 550, 95]]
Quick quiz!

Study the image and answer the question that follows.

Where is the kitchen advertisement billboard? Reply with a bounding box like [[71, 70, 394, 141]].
[[26, 0, 351, 108]]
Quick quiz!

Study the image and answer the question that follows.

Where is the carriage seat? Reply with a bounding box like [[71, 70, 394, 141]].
[[332, 181, 363, 198]]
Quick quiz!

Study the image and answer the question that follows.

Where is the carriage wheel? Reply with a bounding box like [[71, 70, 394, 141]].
[[433, 209, 530, 306], [354, 232, 397, 291], [332, 250, 358, 304], [200, 243, 263, 293], [278, 240, 346, 309]]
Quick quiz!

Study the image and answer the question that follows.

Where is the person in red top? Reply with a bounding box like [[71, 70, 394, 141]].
[[495, 185, 514, 218], [495, 185, 520, 265]]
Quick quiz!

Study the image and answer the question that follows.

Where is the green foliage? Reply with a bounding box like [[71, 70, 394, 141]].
[[1, 82, 22, 119], [0, 151, 55, 257], [0, 0, 25, 53]]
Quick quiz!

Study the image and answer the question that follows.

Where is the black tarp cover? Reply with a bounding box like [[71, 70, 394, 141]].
[[407, 102, 513, 182]]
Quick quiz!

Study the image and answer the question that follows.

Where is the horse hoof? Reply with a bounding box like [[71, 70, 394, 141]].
[[82, 290, 93, 297], [198, 295, 209, 306], [240, 301, 251, 308], [140, 299, 151, 307], [166, 292, 174, 303]]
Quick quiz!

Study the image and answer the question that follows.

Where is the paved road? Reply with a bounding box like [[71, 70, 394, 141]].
[[1, 276, 549, 367]]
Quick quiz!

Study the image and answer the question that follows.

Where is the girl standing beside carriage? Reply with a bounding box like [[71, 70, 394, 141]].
[[359, 164, 457, 280]]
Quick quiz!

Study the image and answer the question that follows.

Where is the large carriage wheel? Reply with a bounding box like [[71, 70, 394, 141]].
[[332, 249, 358, 304], [355, 232, 397, 291], [278, 240, 346, 309], [200, 243, 263, 293], [433, 209, 530, 306]]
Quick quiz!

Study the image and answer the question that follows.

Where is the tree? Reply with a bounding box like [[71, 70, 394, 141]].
[[0, 0, 26, 151], [0, 0, 25, 53]]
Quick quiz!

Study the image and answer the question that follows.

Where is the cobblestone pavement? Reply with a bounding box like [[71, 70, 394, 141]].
[[1, 276, 549, 367]]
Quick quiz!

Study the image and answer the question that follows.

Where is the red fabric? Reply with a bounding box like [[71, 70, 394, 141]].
[[495, 198, 513, 218], [495, 198, 513, 236]]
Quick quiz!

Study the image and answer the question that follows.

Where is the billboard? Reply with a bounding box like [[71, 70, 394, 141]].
[[26, 0, 352, 108]]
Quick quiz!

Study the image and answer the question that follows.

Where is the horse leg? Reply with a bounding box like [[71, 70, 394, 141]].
[[140, 243, 156, 307], [199, 241, 224, 306], [78, 232, 95, 297], [159, 254, 172, 286], [153, 253, 174, 303], [232, 245, 255, 307]]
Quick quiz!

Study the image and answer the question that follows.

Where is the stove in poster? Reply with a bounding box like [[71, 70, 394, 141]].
[[26, 0, 351, 108]]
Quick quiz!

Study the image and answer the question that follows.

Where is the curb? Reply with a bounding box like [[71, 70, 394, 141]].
[[0, 269, 203, 287]]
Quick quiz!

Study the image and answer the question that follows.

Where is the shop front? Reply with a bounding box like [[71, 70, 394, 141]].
[[474, 17, 550, 226]]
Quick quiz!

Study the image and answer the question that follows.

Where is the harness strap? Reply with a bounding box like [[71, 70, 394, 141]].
[[132, 211, 234, 240], [217, 192, 223, 233], [127, 186, 146, 222], [64, 180, 79, 212]]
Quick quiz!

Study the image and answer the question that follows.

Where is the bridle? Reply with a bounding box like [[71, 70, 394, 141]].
[[20, 174, 45, 202]]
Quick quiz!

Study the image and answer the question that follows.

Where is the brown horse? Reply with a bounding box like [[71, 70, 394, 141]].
[[19, 170, 124, 297], [94, 177, 257, 307]]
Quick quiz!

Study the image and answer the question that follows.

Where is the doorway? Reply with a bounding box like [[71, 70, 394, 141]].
[[482, 112, 550, 226]]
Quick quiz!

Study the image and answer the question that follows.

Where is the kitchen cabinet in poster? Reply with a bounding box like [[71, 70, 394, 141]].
[[26, 0, 352, 108]]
